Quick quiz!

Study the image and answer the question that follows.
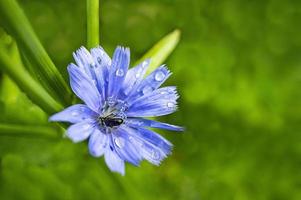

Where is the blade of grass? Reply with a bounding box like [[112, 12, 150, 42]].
[[135, 29, 181, 75], [87, 0, 100, 48], [0, 0, 71, 105], [0, 123, 62, 139], [0, 46, 63, 114]]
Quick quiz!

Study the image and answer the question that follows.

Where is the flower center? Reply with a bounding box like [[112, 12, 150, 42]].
[[97, 97, 127, 129]]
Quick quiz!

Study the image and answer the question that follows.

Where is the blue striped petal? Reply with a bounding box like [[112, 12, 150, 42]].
[[73, 46, 95, 78], [126, 87, 179, 117], [104, 141, 125, 175], [107, 46, 130, 99], [66, 121, 95, 143], [123, 126, 172, 165], [90, 46, 111, 100], [49, 104, 96, 123], [127, 65, 171, 102], [111, 126, 143, 166], [119, 59, 150, 99], [88, 129, 108, 157], [68, 64, 102, 112], [126, 118, 184, 132]]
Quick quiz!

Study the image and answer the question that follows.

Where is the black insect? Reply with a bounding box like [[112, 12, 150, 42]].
[[99, 115, 124, 128]]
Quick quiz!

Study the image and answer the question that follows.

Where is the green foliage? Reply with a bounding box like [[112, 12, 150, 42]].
[[135, 29, 180, 75], [0, 0, 71, 105], [0, 43, 63, 114], [0, 0, 300, 199]]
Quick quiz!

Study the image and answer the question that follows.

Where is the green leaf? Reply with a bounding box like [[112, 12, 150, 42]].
[[0, 74, 47, 124], [87, 0, 100, 49], [0, 123, 62, 139], [0, 45, 63, 114], [135, 29, 181, 75], [0, 0, 71, 105]]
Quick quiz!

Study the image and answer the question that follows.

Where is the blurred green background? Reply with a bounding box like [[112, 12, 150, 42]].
[[0, 0, 301, 199]]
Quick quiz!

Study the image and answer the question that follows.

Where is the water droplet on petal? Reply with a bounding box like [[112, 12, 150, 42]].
[[97, 57, 102, 64], [167, 102, 175, 108], [71, 111, 79, 116], [168, 88, 174, 93], [142, 85, 153, 94], [114, 137, 125, 148], [151, 150, 160, 160], [107, 97, 116, 106], [116, 68, 124, 77], [80, 106, 86, 112], [83, 124, 91, 129], [154, 71, 165, 81], [142, 61, 148, 68], [135, 73, 140, 78]]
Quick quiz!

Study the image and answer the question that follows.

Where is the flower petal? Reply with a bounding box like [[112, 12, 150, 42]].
[[90, 46, 111, 100], [49, 104, 96, 124], [127, 65, 171, 102], [123, 126, 172, 165], [126, 87, 179, 117], [119, 59, 150, 99], [66, 121, 95, 143], [107, 46, 130, 99], [112, 127, 143, 166], [88, 128, 108, 157], [73, 46, 95, 78], [68, 63, 102, 112], [104, 142, 125, 175], [90, 46, 111, 69], [126, 118, 184, 132], [135, 127, 172, 155]]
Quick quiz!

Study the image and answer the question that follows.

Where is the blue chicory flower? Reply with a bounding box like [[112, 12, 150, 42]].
[[50, 46, 183, 175]]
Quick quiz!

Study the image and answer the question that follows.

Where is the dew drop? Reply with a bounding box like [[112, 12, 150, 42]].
[[168, 88, 174, 93], [97, 57, 102, 64], [154, 71, 165, 81], [71, 111, 79, 116], [115, 68, 124, 77], [151, 150, 160, 160], [167, 102, 175, 108], [142, 85, 153, 94], [135, 73, 140, 78], [83, 124, 91, 129], [107, 97, 116, 106], [130, 120, 143, 126], [80, 106, 86, 112], [114, 137, 125, 148]]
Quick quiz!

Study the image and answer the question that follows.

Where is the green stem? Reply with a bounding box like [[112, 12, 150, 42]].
[[87, 0, 100, 48], [135, 29, 181, 76], [0, 0, 71, 105], [0, 123, 62, 139], [0, 46, 63, 114]]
